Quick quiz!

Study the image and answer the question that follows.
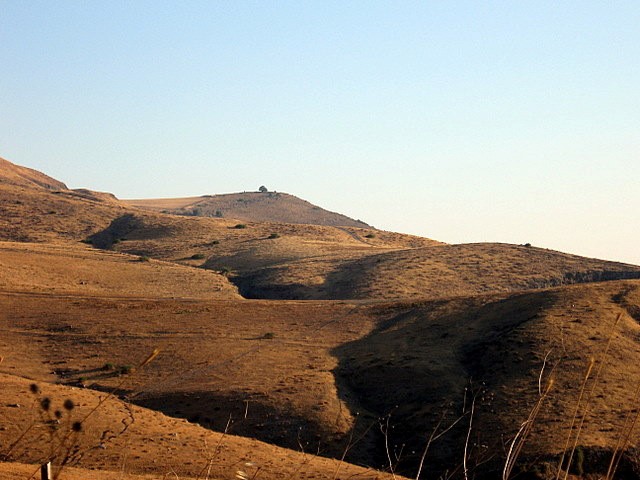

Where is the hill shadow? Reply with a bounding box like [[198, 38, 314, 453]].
[[329, 290, 559, 478]]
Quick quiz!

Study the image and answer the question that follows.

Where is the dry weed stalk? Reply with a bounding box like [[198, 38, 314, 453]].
[[605, 383, 640, 479], [462, 392, 477, 480], [555, 312, 622, 480], [8, 348, 162, 480], [502, 376, 554, 480], [414, 409, 467, 480]]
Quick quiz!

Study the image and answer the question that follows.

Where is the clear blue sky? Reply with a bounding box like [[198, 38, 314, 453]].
[[2, 1, 639, 264]]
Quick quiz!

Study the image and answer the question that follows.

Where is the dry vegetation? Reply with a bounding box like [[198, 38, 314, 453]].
[[2, 156, 640, 479]]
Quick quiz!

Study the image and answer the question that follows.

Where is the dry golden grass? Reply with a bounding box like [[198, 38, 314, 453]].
[[0, 241, 239, 299], [0, 290, 382, 467], [5, 157, 640, 479], [0, 157, 67, 191]]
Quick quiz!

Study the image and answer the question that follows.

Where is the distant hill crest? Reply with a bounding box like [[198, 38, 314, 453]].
[[126, 191, 370, 228], [0, 157, 68, 190]]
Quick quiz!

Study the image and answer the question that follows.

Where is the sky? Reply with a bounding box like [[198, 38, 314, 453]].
[[1, 1, 639, 264]]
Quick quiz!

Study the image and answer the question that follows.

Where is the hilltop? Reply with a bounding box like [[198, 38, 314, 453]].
[[126, 191, 370, 228]]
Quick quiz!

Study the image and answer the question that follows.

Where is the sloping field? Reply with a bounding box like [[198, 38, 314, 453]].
[[0, 292, 382, 466], [84, 212, 640, 302], [0, 241, 239, 299], [320, 242, 640, 300], [217, 243, 640, 300], [5, 156, 640, 480], [4, 279, 640, 478]]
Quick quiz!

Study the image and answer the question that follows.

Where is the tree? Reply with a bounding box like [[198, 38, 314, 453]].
[[259, 185, 268, 193]]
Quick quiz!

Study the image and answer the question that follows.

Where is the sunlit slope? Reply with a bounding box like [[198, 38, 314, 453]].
[[319, 242, 640, 300], [0, 156, 67, 190], [0, 241, 239, 299], [0, 293, 382, 466], [0, 181, 124, 243], [333, 279, 640, 477], [216, 242, 640, 300], [83, 211, 640, 301], [126, 191, 371, 227], [86, 211, 440, 293]]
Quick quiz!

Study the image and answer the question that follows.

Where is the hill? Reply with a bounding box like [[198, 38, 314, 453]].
[[5, 155, 640, 479], [0, 156, 67, 191], [125, 191, 371, 228], [89, 213, 640, 300], [333, 279, 640, 477]]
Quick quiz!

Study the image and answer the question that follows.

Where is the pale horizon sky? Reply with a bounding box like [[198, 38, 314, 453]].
[[2, 1, 639, 265]]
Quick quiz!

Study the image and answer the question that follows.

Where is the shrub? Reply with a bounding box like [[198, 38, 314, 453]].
[[364, 233, 376, 238], [267, 233, 280, 239], [262, 332, 275, 339], [234, 224, 247, 229], [137, 256, 150, 262], [191, 253, 206, 260]]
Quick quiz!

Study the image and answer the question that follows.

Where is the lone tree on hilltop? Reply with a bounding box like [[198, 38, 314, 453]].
[[259, 185, 268, 193]]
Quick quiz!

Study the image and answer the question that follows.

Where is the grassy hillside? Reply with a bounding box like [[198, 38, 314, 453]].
[[0, 241, 239, 299], [334, 280, 640, 477], [0, 156, 67, 190]]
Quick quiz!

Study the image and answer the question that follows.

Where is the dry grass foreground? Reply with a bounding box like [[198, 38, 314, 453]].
[[3, 280, 640, 477], [0, 290, 379, 462], [0, 374, 403, 480]]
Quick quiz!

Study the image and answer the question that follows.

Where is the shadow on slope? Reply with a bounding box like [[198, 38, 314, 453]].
[[332, 280, 640, 478]]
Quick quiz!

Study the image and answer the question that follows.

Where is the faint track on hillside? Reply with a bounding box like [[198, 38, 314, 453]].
[[334, 226, 375, 246]]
